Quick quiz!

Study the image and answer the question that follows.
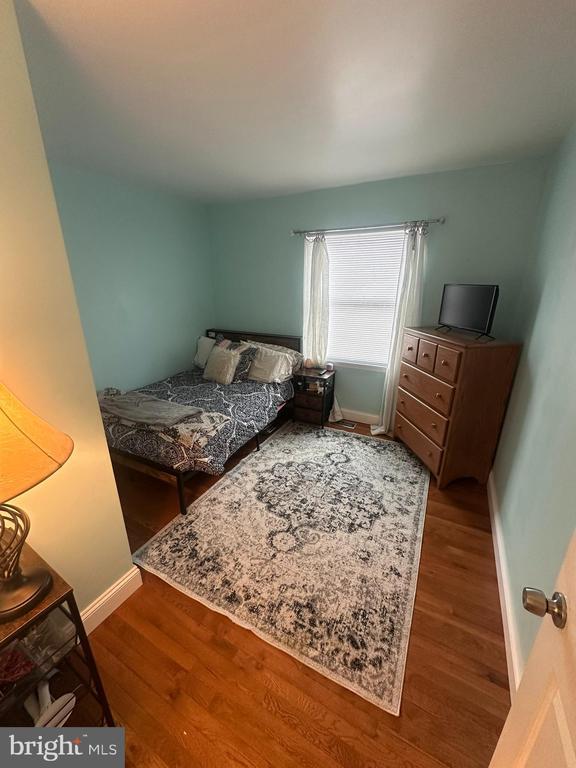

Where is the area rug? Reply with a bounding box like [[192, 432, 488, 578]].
[[133, 422, 429, 714]]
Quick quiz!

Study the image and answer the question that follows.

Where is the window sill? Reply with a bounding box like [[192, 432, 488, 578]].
[[331, 361, 387, 373]]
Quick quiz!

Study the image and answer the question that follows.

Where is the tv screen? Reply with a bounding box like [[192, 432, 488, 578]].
[[438, 284, 499, 335]]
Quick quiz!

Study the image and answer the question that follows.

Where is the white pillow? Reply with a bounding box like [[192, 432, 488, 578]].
[[248, 347, 293, 383], [243, 340, 303, 373], [194, 336, 216, 368], [203, 346, 240, 385]]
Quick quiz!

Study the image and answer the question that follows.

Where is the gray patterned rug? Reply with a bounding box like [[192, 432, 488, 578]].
[[133, 422, 429, 714]]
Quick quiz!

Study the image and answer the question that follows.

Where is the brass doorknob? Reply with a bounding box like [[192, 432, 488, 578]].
[[522, 587, 568, 629]]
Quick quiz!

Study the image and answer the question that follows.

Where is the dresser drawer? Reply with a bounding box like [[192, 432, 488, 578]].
[[434, 345, 462, 383], [399, 362, 455, 416], [294, 393, 323, 411], [396, 388, 449, 446], [402, 333, 419, 364], [416, 339, 437, 372], [394, 412, 443, 475]]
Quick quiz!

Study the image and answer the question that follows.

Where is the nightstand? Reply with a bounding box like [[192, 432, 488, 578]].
[[293, 369, 336, 427]]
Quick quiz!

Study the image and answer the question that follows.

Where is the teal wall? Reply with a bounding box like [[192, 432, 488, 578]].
[[50, 162, 214, 391], [206, 158, 548, 413], [493, 126, 576, 665], [51, 158, 549, 414]]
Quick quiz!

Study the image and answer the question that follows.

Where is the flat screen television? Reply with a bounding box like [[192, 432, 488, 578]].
[[438, 284, 499, 335]]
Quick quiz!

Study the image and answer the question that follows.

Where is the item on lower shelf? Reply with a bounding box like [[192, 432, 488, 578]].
[[0, 643, 35, 685], [36, 694, 77, 727], [24, 674, 76, 726], [20, 614, 73, 665]]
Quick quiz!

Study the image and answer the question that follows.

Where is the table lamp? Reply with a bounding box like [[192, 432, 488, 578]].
[[0, 383, 73, 622]]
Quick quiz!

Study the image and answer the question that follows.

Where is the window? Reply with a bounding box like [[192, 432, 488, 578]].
[[325, 229, 405, 368]]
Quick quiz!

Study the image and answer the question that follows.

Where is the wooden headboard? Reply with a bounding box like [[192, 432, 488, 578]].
[[206, 328, 302, 352]]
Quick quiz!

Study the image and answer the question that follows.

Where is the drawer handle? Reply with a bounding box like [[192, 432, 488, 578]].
[[400, 399, 405, 405], [407, 345, 414, 351], [403, 374, 408, 379], [422, 352, 429, 358], [397, 424, 402, 429], [427, 451, 432, 457], [431, 422, 437, 429], [435, 392, 442, 399], [441, 359, 448, 366]]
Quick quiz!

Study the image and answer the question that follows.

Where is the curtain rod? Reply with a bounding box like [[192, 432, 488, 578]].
[[291, 217, 445, 236]]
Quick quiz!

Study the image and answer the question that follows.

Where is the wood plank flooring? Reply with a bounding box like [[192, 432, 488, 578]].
[[93, 421, 509, 768]]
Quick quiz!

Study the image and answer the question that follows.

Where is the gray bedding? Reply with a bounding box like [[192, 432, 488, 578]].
[[99, 392, 201, 426], [100, 367, 293, 475]]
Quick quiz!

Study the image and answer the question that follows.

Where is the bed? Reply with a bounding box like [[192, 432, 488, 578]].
[[101, 328, 301, 515]]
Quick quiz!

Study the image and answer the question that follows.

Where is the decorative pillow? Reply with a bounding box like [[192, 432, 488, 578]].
[[242, 340, 303, 374], [248, 346, 293, 383], [203, 346, 241, 385], [216, 339, 258, 382], [232, 345, 258, 382], [97, 387, 122, 401], [194, 336, 216, 368]]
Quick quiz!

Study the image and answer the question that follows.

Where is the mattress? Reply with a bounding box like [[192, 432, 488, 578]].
[[100, 367, 293, 474]]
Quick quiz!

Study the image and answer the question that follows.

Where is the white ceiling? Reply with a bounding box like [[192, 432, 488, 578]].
[[18, 0, 576, 200]]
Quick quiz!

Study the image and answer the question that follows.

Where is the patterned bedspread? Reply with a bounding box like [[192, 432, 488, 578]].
[[100, 368, 293, 475]]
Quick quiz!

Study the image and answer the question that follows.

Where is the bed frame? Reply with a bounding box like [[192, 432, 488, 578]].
[[205, 328, 301, 352], [110, 328, 301, 516]]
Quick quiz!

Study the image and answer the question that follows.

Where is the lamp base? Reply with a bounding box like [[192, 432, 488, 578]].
[[0, 567, 53, 623]]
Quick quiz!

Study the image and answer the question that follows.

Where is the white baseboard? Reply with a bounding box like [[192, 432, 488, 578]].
[[81, 565, 142, 635], [487, 472, 523, 695], [339, 409, 380, 426]]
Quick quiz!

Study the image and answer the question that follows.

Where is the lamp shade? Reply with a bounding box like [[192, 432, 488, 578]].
[[0, 383, 73, 504]]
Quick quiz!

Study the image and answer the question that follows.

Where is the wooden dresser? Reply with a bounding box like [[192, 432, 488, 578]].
[[393, 327, 520, 487]]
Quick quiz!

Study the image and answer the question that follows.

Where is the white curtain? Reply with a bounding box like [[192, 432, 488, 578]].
[[302, 234, 343, 421], [372, 227, 427, 435], [303, 235, 329, 366]]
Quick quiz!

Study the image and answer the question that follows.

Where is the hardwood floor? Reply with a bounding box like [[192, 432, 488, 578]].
[[94, 421, 510, 768]]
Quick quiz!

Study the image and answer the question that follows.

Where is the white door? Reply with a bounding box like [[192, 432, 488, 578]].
[[490, 532, 576, 767]]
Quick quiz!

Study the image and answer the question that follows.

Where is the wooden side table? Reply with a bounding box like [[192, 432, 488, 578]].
[[0, 544, 114, 727], [293, 369, 336, 427]]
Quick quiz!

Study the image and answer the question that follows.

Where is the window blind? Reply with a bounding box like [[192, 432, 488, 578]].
[[325, 229, 405, 367]]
